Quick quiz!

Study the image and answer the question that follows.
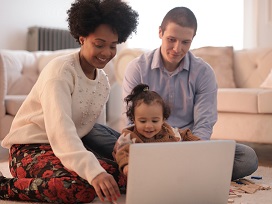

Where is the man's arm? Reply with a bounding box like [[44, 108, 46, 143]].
[[192, 66, 218, 140]]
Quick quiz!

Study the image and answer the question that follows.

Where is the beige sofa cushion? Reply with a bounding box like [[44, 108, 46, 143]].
[[233, 48, 272, 88], [217, 88, 272, 113], [5, 95, 27, 116], [260, 69, 272, 88], [0, 50, 39, 95], [114, 48, 146, 84], [190, 46, 236, 88]]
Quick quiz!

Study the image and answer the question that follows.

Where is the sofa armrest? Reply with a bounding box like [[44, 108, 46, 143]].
[[0, 51, 7, 118]]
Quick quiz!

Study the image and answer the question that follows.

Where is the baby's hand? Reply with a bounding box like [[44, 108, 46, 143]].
[[123, 165, 128, 176]]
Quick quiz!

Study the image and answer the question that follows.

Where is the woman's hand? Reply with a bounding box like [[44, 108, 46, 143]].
[[91, 172, 121, 202], [123, 165, 129, 176]]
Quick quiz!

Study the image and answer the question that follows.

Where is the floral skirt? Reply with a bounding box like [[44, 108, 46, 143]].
[[0, 143, 126, 203]]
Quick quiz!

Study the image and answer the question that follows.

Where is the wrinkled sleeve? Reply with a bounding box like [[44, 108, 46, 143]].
[[192, 66, 218, 140]]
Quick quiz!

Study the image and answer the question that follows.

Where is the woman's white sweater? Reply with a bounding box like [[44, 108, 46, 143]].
[[1, 51, 110, 185]]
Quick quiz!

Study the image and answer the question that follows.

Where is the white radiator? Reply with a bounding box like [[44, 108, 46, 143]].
[[27, 26, 79, 51]]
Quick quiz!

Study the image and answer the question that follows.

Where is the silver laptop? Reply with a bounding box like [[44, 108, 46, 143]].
[[126, 140, 235, 204]]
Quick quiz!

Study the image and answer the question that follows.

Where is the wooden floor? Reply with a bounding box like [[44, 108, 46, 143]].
[[241, 142, 272, 167]]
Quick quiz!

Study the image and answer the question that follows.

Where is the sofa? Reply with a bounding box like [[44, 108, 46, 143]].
[[114, 46, 272, 144]]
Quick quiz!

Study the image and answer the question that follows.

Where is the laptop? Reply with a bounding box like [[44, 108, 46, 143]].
[[126, 140, 236, 204]]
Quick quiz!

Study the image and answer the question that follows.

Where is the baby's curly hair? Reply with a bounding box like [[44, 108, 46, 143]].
[[67, 0, 139, 44], [125, 84, 171, 122]]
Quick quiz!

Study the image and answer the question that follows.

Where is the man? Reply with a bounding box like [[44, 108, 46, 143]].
[[122, 7, 258, 180]]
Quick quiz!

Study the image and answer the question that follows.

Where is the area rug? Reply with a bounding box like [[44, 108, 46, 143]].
[[0, 160, 271, 204]]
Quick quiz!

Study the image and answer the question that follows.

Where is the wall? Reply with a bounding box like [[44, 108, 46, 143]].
[[244, 0, 272, 48], [0, 0, 74, 50], [255, 0, 272, 48], [127, 0, 244, 50], [0, 0, 272, 50]]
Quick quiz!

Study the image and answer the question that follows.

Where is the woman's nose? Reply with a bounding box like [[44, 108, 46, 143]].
[[101, 47, 115, 57]]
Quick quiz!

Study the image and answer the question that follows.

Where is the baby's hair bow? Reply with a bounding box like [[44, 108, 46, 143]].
[[143, 87, 149, 91]]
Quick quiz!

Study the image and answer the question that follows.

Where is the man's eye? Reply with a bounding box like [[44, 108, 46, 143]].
[[167, 38, 175, 42], [183, 41, 191, 45]]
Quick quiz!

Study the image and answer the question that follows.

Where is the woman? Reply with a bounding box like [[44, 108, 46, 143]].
[[0, 0, 138, 203]]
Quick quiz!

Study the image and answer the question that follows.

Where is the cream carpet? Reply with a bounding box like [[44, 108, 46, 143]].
[[0, 160, 271, 204]]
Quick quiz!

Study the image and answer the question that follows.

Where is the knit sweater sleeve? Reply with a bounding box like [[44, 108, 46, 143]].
[[178, 128, 201, 141], [113, 128, 139, 172]]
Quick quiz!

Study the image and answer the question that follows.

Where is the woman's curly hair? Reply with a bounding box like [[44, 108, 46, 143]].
[[125, 84, 171, 122], [67, 0, 139, 43]]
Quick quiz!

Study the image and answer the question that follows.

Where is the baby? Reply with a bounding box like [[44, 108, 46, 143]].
[[113, 83, 200, 176]]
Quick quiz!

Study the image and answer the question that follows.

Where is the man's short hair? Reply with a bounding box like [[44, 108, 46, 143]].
[[160, 7, 197, 36]]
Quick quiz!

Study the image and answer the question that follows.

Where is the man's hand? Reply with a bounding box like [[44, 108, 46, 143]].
[[91, 172, 121, 202]]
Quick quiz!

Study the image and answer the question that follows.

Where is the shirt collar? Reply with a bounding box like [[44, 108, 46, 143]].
[[150, 48, 162, 70], [151, 48, 190, 72]]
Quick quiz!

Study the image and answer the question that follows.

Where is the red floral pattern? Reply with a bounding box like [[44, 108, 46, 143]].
[[0, 143, 127, 203]]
